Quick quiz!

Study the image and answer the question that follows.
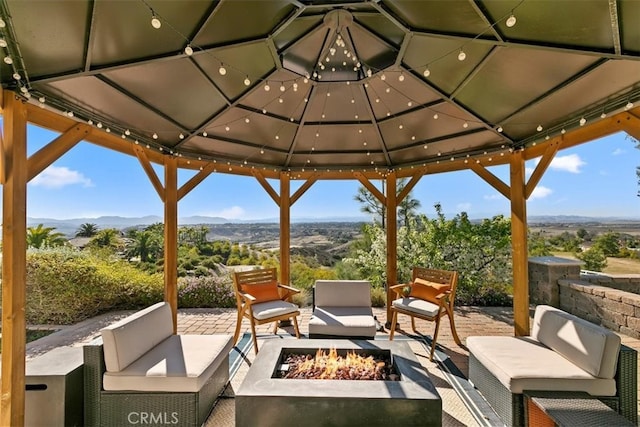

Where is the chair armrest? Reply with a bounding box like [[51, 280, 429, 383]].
[[240, 292, 257, 304], [389, 284, 408, 296], [278, 284, 301, 294]]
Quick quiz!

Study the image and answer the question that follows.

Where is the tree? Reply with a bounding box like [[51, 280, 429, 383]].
[[127, 229, 162, 263], [75, 223, 99, 237], [576, 247, 607, 271], [593, 231, 621, 257], [354, 178, 421, 229], [88, 228, 123, 251], [27, 224, 67, 248]]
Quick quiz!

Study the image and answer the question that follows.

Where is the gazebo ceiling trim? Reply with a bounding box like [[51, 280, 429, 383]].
[[1, 0, 639, 173]]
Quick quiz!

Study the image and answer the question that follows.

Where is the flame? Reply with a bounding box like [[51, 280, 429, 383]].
[[290, 347, 386, 379]]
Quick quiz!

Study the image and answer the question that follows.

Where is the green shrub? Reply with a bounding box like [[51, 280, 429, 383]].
[[177, 273, 236, 308], [26, 247, 163, 324], [370, 286, 387, 307]]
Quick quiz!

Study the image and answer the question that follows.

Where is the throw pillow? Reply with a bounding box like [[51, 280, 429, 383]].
[[242, 281, 281, 303], [410, 277, 450, 303]]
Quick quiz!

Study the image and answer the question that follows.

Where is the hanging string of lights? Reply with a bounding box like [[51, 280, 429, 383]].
[[0, 0, 637, 174]]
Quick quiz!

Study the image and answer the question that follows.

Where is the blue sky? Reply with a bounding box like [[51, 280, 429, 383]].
[[8, 124, 640, 221]]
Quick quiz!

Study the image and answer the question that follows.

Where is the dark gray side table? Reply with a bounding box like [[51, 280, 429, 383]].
[[26, 346, 84, 426], [523, 390, 635, 427]]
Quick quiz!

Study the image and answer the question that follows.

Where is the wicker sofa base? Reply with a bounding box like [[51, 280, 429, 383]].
[[84, 342, 229, 427], [469, 345, 637, 427]]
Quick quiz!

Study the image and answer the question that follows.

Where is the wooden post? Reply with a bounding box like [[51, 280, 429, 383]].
[[279, 172, 291, 285], [164, 156, 178, 332], [510, 150, 530, 336], [1, 91, 28, 426], [385, 172, 398, 327]]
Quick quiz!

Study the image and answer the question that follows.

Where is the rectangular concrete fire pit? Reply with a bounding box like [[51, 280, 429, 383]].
[[236, 339, 442, 427]]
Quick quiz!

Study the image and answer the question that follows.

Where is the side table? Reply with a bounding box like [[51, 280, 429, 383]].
[[26, 346, 84, 426], [523, 390, 635, 427]]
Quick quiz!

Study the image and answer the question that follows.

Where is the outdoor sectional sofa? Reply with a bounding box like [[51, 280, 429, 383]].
[[468, 305, 637, 426], [83, 302, 233, 427]]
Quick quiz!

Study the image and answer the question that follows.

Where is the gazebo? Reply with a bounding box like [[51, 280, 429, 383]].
[[1, 0, 639, 424]]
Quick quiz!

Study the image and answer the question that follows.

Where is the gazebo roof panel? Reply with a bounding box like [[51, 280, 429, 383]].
[[620, 0, 640, 54], [353, 11, 406, 48], [455, 48, 603, 125], [191, 0, 296, 47], [103, 58, 226, 130]]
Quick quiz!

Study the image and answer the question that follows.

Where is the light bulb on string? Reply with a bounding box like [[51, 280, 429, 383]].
[[4, 56, 12, 64], [497, 126, 503, 133], [152, 133, 158, 139], [151, 14, 161, 29], [380, 74, 386, 81], [625, 101, 634, 110], [0, 18, 5, 28], [218, 64, 226, 75], [264, 82, 270, 91], [433, 113, 439, 119], [184, 45, 193, 56], [579, 117, 587, 126], [279, 84, 285, 92], [423, 67, 431, 77], [458, 50, 466, 61], [506, 14, 517, 28], [202, 131, 208, 137], [0, 39, 7, 48], [600, 112, 607, 118], [244, 76, 251, 86], [536, 125, 543, 132], [12, 72, 20, 80], [398, 73, 405, 82]]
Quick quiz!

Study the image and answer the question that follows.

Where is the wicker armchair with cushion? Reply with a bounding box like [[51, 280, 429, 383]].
[[232, 267, 301, 354], [389, 267, 462, 360]]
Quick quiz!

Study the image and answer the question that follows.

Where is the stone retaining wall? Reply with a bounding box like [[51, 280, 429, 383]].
[[529, 256, 640, 339]]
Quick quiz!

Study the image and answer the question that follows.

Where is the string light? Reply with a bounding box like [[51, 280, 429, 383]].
[[579, 117, 587, 126], [423, 67, 431, 77], [506, 14, 517, 28], [625, 101, 634, 110], [536, 125, 543, 131], [218, 64, 226, 75], [184, 45, 193, 56], [0, 38, 6, 48], [244, 76, 251, 86], [457, 50, 466, 61], [151, 13, 161, 29], [398, 72, 405, 82]]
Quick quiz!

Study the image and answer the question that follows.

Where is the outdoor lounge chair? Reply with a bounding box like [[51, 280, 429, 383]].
[[232, 267, 301, 353], [389, 267, 462, 360]]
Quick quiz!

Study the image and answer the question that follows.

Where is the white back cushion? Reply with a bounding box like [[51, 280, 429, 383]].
[[314, 280, 371, 307], [101, 301, 174, 372], [531, 305, 620, 378]]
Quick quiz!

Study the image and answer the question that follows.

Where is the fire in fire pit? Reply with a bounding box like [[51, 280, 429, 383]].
[[276, 347, 399, 380]]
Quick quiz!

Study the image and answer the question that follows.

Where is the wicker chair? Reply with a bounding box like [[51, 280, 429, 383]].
[[232, 267, 301, 353], [389, 267, 462, 360]]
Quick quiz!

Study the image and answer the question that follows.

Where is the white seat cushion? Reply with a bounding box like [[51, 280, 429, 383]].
[[392, 297, 440, 318], [101, 302, 173, 372], [309, 306, 376, 337], [251, 300, 299, 321], [103, 334, 233, 392], [532, 305, 621, 378], [467, 336, 616, 396]]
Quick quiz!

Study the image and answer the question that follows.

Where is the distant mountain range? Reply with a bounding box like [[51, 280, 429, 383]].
[[26, 214, 640, 237]]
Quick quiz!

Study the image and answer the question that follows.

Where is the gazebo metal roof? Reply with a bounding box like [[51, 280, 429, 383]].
[[1, 0, 639, 173]]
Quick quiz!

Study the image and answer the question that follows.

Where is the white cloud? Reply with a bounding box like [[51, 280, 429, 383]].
[[456, 203, 471, 212], [525, 166, 535, 176], [529, 185, 552, 200], [30, 166, 93, 189], [612, 148, 625, 156], [549, 154, 585, 173], [484, 194, 502, 201]]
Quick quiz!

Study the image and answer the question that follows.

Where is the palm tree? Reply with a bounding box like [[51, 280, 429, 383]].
[[75, 222, 99, 237], [27, 224, 67, 248], [88, 228, 123, 250], [127, 230, 162, 263]]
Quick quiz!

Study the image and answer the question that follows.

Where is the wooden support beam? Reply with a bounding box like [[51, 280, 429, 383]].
[[355, 172, 386, 204], [177, 162, 216, 201], [291, 174, 318, 206], [279, 173, 291, 285], [620, 112, 640, 140], [525, 142, 559, 199], [385, 172, 398, 327], [27, 123, 90, 181], [1, 91, 28, 427], [134, 146, 165, 202], [252, 170, 280, 205], [397, 169, 424, 204], [510, 151, 529, 337], [470, 161, 510, 199], [164, 156, 179, 333]]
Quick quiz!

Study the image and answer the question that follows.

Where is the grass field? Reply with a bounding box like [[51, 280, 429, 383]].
[[552, 252, 640, 275]]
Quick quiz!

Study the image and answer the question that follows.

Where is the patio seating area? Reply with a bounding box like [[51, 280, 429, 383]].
[[25, 304, 640, 426]]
